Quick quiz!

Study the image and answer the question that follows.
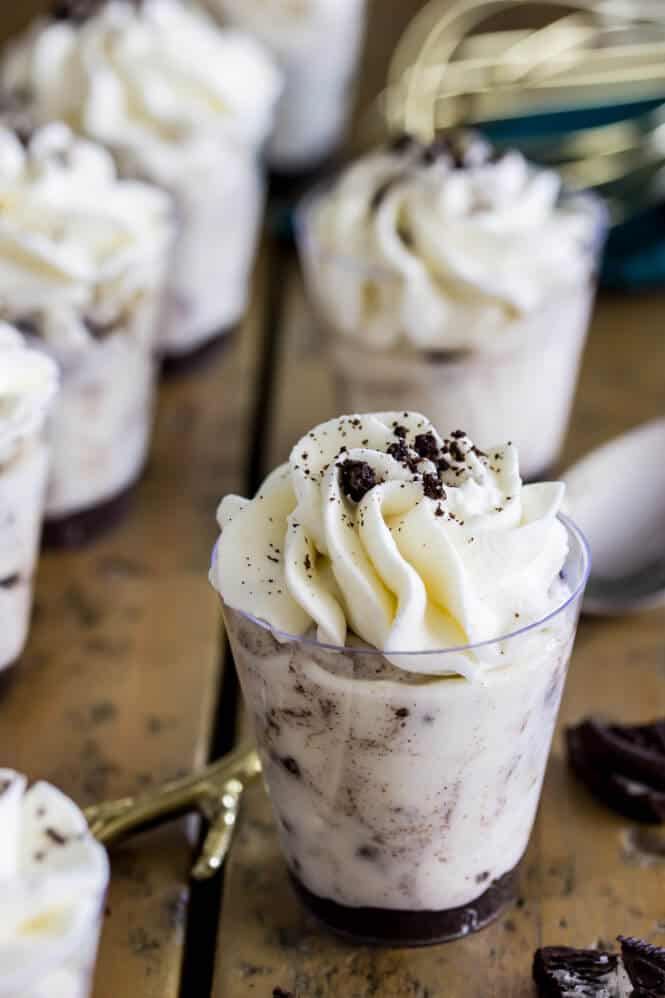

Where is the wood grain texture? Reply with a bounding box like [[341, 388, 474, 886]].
[[0, 249, 266, 997], [214, 263, 665, 997]]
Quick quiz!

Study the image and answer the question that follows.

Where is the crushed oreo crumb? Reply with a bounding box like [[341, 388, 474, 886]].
[[0, 574, 20, 589], [45, 827, 68, 846], [414, 432, 439, 460], [423, 473, 444, 501], [281, 757, 301, 779], [387, 440, 418, 471], [339, 460, 379, 503], [388, 133, 416, 155]]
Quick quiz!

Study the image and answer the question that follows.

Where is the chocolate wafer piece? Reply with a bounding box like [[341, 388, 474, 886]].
[[533, 946, 619, 997], [566, 718, 665, 823]]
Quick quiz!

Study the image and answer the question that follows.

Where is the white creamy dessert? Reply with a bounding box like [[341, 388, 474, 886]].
[[0, 770, 109, 998], [0, 122, 172, 541], [211, 0, 366, 172], [211, 413, 589, 938], [299, 132, 606, 478], [3, 0, 282, 358], [0, 327, 58, 675]]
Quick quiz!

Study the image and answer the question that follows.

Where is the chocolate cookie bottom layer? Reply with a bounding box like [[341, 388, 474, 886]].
[[161, 324, 238, 377], [43, 479, 140, 548], [0, 659, 18, 699], [291, 867, 518, 947]]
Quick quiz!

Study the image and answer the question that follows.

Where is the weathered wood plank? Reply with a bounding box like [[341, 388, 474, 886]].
[[214, 255, 665, 996], [0, 242, 266, 996]]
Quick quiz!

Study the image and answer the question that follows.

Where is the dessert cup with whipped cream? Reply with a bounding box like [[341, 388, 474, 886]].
[[0, 122, 173, 546], [0, 327, 58, 681], [298, 132, 607, 480], [0, 770, 109, 998], [209, 0, 366, 176], [211, 411, 591, 945], [2, 0, 282, 366]]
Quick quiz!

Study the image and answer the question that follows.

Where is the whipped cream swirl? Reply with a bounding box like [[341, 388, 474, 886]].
[[0, 324, 59, 465], [0, 122, 172, 351], [0, 771, 109, 993], [217, 0, 363, 41], [212, 412, 569, 678], [303, 132, 603, 351], [2, 0, 282, 181]]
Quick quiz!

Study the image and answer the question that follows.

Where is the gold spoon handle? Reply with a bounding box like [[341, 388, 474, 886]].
[[84, 743, 261, 847]]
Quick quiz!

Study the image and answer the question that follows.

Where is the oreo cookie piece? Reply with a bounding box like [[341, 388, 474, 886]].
[[338, 460, 379, 503], [51, 0, 140, 22], [619, 936, 665, 997], [566, 718, 665, 823], [533, 946, 619, 997]]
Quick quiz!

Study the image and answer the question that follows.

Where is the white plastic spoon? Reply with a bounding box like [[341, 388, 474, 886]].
[[563, 418, 665, 615]]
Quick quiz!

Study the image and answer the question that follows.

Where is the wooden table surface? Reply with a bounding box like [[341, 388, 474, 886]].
[[0, 3, 664, 998]]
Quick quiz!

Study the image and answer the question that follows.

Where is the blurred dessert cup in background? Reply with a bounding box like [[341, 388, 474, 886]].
[[209, 0, 367, 177], [298, 132, 607, 480], [2, 0, 282, 365], [0, 327, 57, 680], [0, 770, 109, 998], [0, 123, 173, 546]]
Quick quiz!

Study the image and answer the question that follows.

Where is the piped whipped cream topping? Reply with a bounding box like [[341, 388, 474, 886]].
[[0, 771, 109, 989], [0, 324, 58, 465], [218, 0, 363, 38], [212, 412, 570, 677], [304, 131, 602, 351], [2, 0, 282, 180], [0, 122, 172, 349]]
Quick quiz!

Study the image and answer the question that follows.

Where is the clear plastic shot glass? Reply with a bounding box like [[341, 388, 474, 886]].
[[220, 515, 590, 945], [297, 192, 607, 481]]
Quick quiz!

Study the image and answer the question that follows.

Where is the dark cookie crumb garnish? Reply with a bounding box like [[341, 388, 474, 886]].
[[387, 440, 418, 471], [619, 935, 665, 994], [273, 989, 295, 998], [420, 129, 492, 169], [339, 460, 380, 502], [0, 574, 20, 589], [356, 844, 380, 861], [45, 827, 68, 846], [281, 757, 301, 779], [394, 707, 410, 718], [423, 473, 445, 501], [533, 946, 618, 998], [393, 424, 408, 438], [414, 432, 439, 460], [388, 133, 416, 155], [52, 0, 140, 22]]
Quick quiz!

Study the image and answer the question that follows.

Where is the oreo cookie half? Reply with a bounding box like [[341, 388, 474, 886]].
[[619, 936, 665, 997], [533, 946, 619, 997], [566, 718, 665, 823]]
